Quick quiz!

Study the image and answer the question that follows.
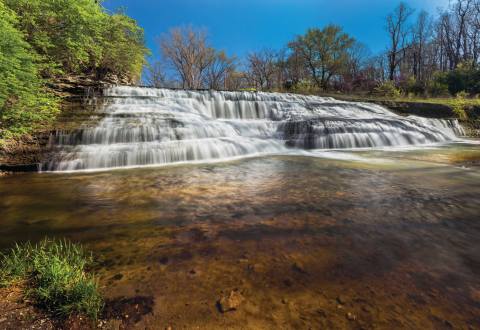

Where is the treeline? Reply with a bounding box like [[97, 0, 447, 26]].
[[0, 0, 148, 140], [149, 0, 480, 98]]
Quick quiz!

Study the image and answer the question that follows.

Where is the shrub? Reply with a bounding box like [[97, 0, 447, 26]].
[[427, 73, 450, 97], [0, 239, 103, 319], [292, 80, 320, 94], [430, 62, 480, 96], [451, 92, 468, 120], [373, 81, 401, 98], [404, 76, 426, 96]]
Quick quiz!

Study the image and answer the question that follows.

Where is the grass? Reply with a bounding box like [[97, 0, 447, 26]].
[[0, 238, 103, 319]]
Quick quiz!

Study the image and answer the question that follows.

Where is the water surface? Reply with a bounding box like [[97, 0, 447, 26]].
[[1, 144, 480, 328]]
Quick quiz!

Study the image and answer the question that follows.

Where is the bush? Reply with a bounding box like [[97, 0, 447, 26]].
[[373, 81, 401, 98], [404, 76, 425, 96], [430, 63, 480, 96], [292, 80, 320, 94], [451, 92, 468, 120], [427, 73, 450, 97], [0, 239, 103, 319]]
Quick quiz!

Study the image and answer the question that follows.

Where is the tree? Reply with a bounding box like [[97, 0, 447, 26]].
[[386, 2, 414, 81], [0, 2, 58, 139], [3, 0, 148, 82], [97, 12, 149, 83], [1, 0, 148, 140], [159, 26, 216, 89], [289, 25, 355, 89], [204, 51, 236, 90], [410, 11, 432, 82], [144, 61, 168, 88], [246, 49, 278, 90], [342, 42, 371, 91]]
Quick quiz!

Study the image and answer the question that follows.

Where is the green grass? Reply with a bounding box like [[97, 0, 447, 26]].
[[0, 238, 103, 319]]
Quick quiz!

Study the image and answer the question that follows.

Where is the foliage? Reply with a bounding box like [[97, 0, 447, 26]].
[[97, 12, 149, 82], [292, 80, 320, 95], [0, 0, 148, 140], [446, 63, 480, 96], [3, 0, 149, 80], [403, 76, 426, 96], [451, 92, 468, 119], [0, 238, 103, 319], [373, 81, 401, 98], [427, 72, 450, 97], [0, 2, 59, 140], [289, 25, 355, 89]]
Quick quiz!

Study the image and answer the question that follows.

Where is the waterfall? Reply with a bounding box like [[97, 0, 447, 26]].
[[42, 86, 465, 171]]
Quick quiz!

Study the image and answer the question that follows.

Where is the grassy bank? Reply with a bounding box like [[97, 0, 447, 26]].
[[0, 239, 103, 320], [313, 92, 480, 119]]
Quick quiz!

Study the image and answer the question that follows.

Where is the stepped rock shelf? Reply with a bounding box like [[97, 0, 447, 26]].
[[42, 87, 465, 172]]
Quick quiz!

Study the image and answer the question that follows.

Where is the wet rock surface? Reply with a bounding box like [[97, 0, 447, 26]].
[[217, 290, 245, 313]]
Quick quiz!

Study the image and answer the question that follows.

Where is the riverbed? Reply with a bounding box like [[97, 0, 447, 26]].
[[1, 142, 480, 328]]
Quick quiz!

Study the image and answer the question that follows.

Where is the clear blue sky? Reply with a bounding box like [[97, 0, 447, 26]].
[[103, 0, 450, 60]]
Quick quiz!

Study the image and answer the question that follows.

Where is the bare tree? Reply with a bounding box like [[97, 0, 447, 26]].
[[472, 0, 480, 64], [410, 11, 432, 81], [246, 49, 278, 90], [144, 61, 167, 87], [159, 26, 215, 89], [204, 51, 236, 90], [386, 2, 414, 80], [437, 0, 476, 70], [224, 71, 249, 91]]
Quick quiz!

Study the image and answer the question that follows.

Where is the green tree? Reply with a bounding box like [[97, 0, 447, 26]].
[[3, 0, 148, 81], [1, 0, 149, 141], [0, 2, 58, 140], [97, 13, 149, 82], [289, 25, 355, 89]]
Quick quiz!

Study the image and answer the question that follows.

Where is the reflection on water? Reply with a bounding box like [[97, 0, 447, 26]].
[[1, 144, 480, 328]]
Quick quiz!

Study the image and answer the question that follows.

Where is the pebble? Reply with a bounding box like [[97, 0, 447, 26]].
[[346, 312, 357, 321], [218, 290, 245, 313], [336, 295, 346, 305], [292, 262, 307, 274]]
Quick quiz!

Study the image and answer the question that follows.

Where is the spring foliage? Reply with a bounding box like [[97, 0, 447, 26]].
[[0, 2, 59, 139], [0, 0, 148, 140]]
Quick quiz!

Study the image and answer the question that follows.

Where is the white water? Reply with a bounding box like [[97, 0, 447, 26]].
[[42, 86, 465, 171]]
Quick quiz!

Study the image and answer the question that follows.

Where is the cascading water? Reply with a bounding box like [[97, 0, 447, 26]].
[[42, 86, 465, 171]]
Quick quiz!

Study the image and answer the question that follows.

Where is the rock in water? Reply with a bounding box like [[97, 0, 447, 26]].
[[218, 290, 245, 313]]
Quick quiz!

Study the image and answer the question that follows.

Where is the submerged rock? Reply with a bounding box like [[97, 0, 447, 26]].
[[217, 290, 245, 313]]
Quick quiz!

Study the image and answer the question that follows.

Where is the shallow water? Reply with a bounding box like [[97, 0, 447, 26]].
[[1, 143, 480, 329]]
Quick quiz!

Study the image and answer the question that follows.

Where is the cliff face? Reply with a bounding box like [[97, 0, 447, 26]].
[[0, 76, 108, 172]]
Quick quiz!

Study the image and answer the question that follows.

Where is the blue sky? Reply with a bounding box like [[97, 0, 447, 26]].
[[103, 0, 450, 60]]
